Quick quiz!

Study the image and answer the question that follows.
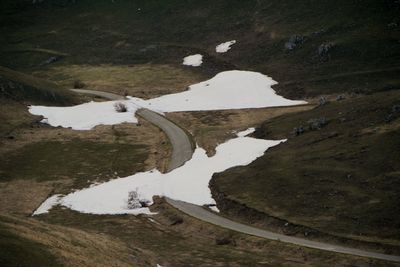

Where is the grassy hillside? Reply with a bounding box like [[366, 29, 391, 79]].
[[0, 0, 399, 98], [0, 66, 77, 105], [0, 66, 79, 137], [212, 90, 400, 247], [1, 1, 399, 265]]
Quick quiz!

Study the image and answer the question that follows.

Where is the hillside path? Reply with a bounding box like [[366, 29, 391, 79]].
[[71, 88, 400, 263]]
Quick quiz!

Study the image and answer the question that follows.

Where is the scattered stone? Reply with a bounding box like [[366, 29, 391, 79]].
[[317, 42, 335, 60], [336, 95, 346, 101], [318, 96, 328, 106], [392, 104, 400, 113], [139, 44, 158, 53], [308, 117, 328, 130], [386, 104, 400, 122], [39, 56, 60, 66], [284, 35, 305, 50], [293, 126, 305, 136], [312, 29, 326, 36]]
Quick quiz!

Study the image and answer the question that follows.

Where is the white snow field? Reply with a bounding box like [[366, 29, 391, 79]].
[[32, 194, 62, 215], [135, 70, 306, 112], [216, 40, 236, 53], [29, 100, 139, 130], [182, 54, 203, 66], [28, 70, 306, 130], [34, 129, 285, 215]]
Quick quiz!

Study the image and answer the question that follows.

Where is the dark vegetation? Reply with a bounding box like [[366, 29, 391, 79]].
[[212, 90, 400, 246], [0, 66, 77, 105], [0, 0, 399, 98]]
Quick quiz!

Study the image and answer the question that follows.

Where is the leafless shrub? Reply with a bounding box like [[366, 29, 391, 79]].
[[114, 102, 127, 112], [127, 191, 141, 209], [73, 80, 85, 89]]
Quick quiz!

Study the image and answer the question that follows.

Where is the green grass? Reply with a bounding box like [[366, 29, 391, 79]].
[[212, 90, 400, 246], [0, 140, 148, 190]]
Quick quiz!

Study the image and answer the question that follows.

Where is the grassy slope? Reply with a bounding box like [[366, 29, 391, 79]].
[[0, 66, 79, 137], [0, 0, 399, 265], [212, 91, 400, 246], [0, 140, 148, 190], [0, 214, 153, 267], [0, 0, 399, 98], [0, 66, 77, 105]]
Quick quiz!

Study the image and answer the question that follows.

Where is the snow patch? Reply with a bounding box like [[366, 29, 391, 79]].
[[236, 127, 256, 137], [32, 194, 62, 215], [29, 100, 139, 130], [216, 40, 236, 53], [28, 71, 306, 131], [136, 70, 306, 112], [182, 54, 203, 67], [50, 133, 285, 215]]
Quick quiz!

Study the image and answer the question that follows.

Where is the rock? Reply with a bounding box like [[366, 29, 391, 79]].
[[317, 42, 335, 59], [39, 56, 60, 66], [293, 126, 305, 136], [319, 96, 328, 106], [308, 117, 328, 130], [392, 104, 400, 113], [284, 35, 305, 50], [336, 95, 346, 101], [312, 29, 326, 36]]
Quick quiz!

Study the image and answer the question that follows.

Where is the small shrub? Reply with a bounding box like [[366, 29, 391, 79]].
[[127, 191, 141, 209], [114, 102, 128, 112], [73, 80, 85, 89]]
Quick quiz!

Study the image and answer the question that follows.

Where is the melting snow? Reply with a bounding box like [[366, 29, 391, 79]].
[[29, 100, 139, 130], [216, 40, 236, 53], [182, 54, 203, 67], [134, 70, 305, 112], [38, 131, 285, 215], [33, 194, 62, 215], [28, 71, 306, 130]]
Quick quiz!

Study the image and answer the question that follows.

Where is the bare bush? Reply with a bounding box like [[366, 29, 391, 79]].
[[73, 80, 85, 89], [127, 191, 141, 209], [114, 102, 128, 112]]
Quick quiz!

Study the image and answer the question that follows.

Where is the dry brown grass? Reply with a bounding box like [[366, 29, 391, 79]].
[[167, 104, 314, 155], [1, 214, 155, 267], [33, 64, 205, 99]]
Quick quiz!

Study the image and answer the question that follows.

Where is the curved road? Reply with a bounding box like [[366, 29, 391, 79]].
[[71, 89, 400, 263]]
